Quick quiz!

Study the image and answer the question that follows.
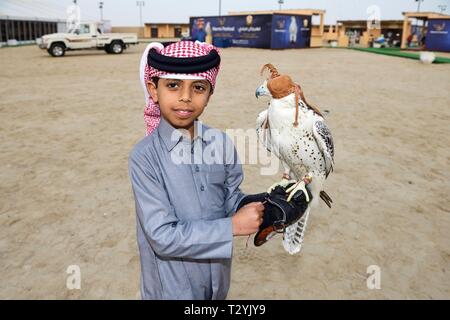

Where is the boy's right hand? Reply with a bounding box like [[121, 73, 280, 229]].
[[232, 202, 264, 236]]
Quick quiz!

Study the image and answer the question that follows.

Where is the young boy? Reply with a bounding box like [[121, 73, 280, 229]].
[[129, 41, 267, 300]]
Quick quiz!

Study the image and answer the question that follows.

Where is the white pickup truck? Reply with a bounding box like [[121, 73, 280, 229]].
[[37, 22, 139, 57]]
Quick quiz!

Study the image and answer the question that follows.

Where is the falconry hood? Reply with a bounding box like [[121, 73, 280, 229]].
[[260, 63, 322, 126]]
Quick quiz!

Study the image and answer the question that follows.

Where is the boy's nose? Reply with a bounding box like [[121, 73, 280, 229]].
[[178, 97, 192, 103], [179, 87, 192, 103]]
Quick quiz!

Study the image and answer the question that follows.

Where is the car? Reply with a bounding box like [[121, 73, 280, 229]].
[[37, 21, 139, 57]]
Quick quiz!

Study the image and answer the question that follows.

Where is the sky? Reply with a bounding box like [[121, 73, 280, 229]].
[[1, 0, 449, 26]]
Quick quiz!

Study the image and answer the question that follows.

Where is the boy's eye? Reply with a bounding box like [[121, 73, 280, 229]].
[[194, 85, 206, 92], [167, 82, 179, 89]]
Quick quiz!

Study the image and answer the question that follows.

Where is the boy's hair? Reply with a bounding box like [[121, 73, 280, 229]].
[[151, 77, 160, 88]]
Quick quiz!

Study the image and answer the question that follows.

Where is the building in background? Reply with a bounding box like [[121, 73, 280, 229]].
[[327, 12, 450, 50], [111, 26, 145, 39], [112, 23, 189, 39], [334, 20, 406, 48], [0, 16, 65, 45], [144, 23, 189, 38], [0, 1, 67, 45], [0, 0, 107, 45]]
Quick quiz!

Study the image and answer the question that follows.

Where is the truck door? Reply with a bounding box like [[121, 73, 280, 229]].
[[66, 23, 93, 49], [92, 26, 103, 47]]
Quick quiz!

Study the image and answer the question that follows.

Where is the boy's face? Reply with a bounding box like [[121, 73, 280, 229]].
[[147, 78, 212, 132]]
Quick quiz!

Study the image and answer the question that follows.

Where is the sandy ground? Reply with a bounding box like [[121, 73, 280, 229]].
[[0, 43, 449, 300]]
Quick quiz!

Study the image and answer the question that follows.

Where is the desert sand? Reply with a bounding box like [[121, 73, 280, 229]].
[[0, 43, 449, 299]]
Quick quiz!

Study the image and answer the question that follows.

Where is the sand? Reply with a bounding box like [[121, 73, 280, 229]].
[[0, 44, 449, 299]]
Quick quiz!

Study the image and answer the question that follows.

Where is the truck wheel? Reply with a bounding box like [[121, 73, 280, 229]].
[[48, 43, 65, 57], [110, 41, 124, 54]]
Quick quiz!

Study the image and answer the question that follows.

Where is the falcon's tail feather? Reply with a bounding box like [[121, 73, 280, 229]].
[[282, 207, 311, 255], [320, 191, 333, 208]]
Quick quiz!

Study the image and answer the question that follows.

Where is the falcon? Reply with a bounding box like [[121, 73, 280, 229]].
[[255, 63, 334, 254]]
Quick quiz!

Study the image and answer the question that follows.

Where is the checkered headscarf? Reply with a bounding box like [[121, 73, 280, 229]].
[[139, 41, 221, 135]]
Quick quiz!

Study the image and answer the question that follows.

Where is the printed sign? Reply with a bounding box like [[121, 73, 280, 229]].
[[190, 14, 311, 49], [426, 19, 450, 52]]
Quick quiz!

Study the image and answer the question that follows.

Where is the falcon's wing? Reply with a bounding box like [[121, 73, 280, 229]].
[[312, 120, 335, 178], [256, 109, 272, 153]]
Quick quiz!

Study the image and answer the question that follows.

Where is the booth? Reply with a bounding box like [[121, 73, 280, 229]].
[[401, 12, 450, 52]]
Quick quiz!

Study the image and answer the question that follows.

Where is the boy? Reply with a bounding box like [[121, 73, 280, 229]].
[[129, 41, 267, 300]]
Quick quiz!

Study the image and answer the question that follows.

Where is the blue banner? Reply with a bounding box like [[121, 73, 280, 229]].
[[426, 19, 450, 52], [271, 14, 311, 49], [190, 14, 312, 49], [190, 15, 272, 48]]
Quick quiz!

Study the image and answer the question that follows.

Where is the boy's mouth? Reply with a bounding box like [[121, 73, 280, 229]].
[[173, 108, 194, 119]]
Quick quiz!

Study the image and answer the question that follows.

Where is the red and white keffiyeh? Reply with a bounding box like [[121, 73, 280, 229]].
[[139, 41, 221, 135]]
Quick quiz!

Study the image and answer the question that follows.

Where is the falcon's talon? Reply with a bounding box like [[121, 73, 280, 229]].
[[286, 180, 310, 202], [267, 178, 296, 194]]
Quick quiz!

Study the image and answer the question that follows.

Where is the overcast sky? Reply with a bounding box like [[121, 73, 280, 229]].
[[1, 0, 449, 26]]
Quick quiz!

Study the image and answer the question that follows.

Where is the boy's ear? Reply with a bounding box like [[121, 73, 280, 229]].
[[146, 81, 158, 103]]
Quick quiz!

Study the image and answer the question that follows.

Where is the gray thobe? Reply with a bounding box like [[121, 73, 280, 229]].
[[128, 117, 246, 300]]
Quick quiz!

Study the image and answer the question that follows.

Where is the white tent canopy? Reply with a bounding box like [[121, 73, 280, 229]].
[[0, 0, 68, 21], [0, 0, 97, 22]]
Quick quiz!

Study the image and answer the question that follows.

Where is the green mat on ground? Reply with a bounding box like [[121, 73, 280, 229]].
[[351, 47, 450, 64]]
